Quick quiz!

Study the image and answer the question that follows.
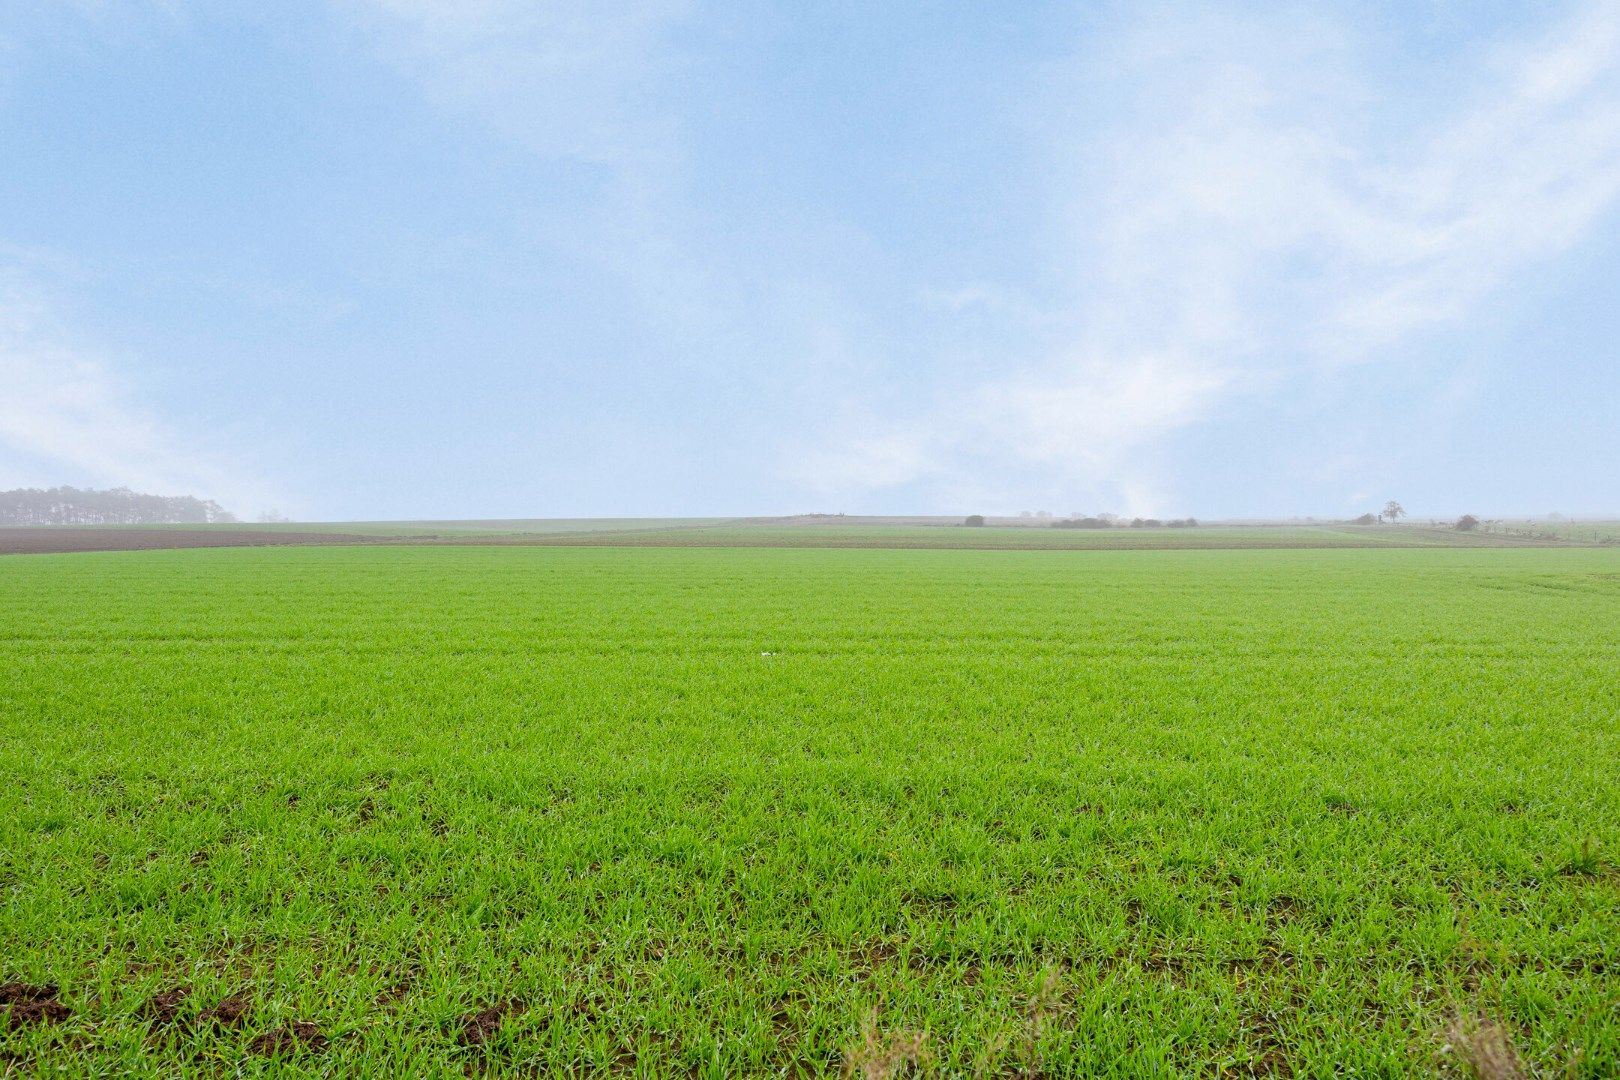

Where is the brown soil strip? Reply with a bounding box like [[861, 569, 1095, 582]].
[[488, 534, 1565, 551], [3, 524, 1581, 556], [0, 528, 394, 555]]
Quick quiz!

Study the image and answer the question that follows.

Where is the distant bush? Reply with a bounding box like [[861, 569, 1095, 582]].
[[1165, 518, 1198, 528], [963, 515, 986, 527], [1456, 514, 1480, 532], [1353, 513, 1378, 525], [1051, 517, 1111, 529], [1129, 518, 1164, 528]]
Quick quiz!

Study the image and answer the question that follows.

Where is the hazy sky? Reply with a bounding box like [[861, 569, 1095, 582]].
[[3, 2, 1619, 520]]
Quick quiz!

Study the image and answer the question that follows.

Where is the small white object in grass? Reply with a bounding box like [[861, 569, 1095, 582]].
[[760, 651, 777, 657]]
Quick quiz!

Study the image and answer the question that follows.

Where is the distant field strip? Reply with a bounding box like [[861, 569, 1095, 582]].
[[4, 521, 1597, 555], [0, 519, 739, 554], [0, 527, 382, 556], [2, 547, 1617, 1075], [220, 518, 738, 537], [512, 523, 1571, 549]]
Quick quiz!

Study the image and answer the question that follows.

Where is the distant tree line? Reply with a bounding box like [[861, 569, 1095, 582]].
[[963, 514, 1198, 528], [0, 486, 237, 525], [969, 503, 1517, 535], [1051, 516, 1198, 529]]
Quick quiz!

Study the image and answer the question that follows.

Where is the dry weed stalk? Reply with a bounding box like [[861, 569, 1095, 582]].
[[1020, 963, 1064, 1070], [1446, 1013, 1527, 1080], [843, 1006, 932, 1080]]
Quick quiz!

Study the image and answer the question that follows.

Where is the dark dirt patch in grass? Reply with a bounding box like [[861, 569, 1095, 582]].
[[249, 1020, 328, 1056], [140, 987, 189, 1027], [457, 1001, 523, 1047], [0, 983, 69, 1028], [198, 994, 252, 1029]]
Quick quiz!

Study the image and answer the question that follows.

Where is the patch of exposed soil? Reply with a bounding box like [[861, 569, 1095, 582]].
[[0, 983, 70, 1028], [250, 1020, 328, 1056], [457, 1001, 523, 1047], [199, 994, 252, 1029], [140, 988, 190, 1026]]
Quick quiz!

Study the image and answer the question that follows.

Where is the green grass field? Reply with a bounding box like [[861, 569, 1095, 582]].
[[1477, 521, 1620, 546], [2, 546, 1617, 1076]]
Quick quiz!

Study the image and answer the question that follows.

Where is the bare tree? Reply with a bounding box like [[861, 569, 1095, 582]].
[[1381, 500, 1405, 523]]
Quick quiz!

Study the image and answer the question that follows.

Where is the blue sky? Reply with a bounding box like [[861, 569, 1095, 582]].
[[2, 1, 1618, 521]]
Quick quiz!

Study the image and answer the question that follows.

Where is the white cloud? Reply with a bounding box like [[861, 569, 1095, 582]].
[[346, 0, 734, 355], [794, 353, 1224, 503], [799, 1, 1620, 513], [0, 262, 276, 512]]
